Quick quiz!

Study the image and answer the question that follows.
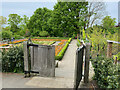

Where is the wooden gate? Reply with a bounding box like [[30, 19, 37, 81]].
[[23, 41, 55, 77], [74, 45, 85, 89], [74, 43, 90, 89]]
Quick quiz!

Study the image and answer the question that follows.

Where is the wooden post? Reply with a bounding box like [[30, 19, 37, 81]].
[[84, 43, 91, 83], [114, 57, 117, 64], [23, 41, 30, 72], [107, 41, 113, 58]]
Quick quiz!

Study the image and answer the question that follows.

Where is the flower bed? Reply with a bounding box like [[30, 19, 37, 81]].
[[9, 39, 27, 44], [0, 39, 27, 47], [55, 38, 72, 60], [55, 40, 67, 56]]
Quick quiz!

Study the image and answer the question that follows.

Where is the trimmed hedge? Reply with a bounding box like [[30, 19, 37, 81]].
[[92, 56, 120, 89], [55, 38, 72, 60], [48, 41, 56, 45]]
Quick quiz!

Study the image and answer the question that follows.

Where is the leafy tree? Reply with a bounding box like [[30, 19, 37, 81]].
[[19, 15, 29, 36], [0, 16, 7, 25], [50, 1, 88, 37], [8, 14, 22, 34], [101, 16, 116, 34], [28, 7, 52, 36], [1, 30, 12, 40]]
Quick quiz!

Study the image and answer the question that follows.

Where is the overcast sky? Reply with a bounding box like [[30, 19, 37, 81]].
[[1, 0, 119, 25]]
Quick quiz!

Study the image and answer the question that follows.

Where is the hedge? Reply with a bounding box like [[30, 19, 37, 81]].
[[91, 56, 120, 89], [48, 41, 56, 45], [55, 38, 72, 60]]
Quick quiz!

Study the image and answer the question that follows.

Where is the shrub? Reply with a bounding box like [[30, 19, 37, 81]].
[[113, 52, 120, 61], [2, 46, 24, 73], [77, 39, 81, 47], [68, 38, 72, 43], [92, 56, 119, 89], [1, 30, 12, 40], [13, 34, 25, 39], [39, 31, 49, 37]]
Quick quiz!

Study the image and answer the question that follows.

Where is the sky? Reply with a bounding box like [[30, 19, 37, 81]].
[[1, 0, 119, 25]]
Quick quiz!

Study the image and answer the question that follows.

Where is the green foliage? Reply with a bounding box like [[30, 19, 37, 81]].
[[8, 14, 22, 34], [101, 16, 116, 34], [19, 15, 29, 36], [82, 29, 86, 40], [92, 56, 119, 88], [1, 30, 12, 40], [28, 7, 52, 36], [0, 16, 7, 25], [32, 41, 55, 45], [67, 38, 72, 43], [88, 26, 107, 55], [39, 31, 49, 37], [48, 41, 56, 45], [2, 46, 24, 73], [50, 2, 88, 37], [13, 34, 24, 39], [77, 39, 81, 47], [113, 52, 120, 61]]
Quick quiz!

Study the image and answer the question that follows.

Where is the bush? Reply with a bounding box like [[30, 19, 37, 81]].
[[77, 39, 81, 47], [92, 56, 119, 89], [39, 31, 49, 37], [13, 34, 25, 39], [2, 46, 24, 73], [2, 30, 12, 40], [113, 52, 120, 61]]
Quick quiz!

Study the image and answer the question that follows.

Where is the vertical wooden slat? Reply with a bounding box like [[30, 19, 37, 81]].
[[30, 46, 34, 70], [84, 43, 90, 83], [107, 42, 113, 58], [23, 41, 29, 71]]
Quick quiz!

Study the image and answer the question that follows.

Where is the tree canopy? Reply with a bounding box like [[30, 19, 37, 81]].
[[50, 1, 88, 37], [8, 14, 22, 34], [27, 7, 52, 36]]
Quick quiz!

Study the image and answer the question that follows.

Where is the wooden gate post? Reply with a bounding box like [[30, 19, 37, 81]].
[[23, 41, 30, 72], [107, 41, 113, 58], [84, 43, 91, 83]]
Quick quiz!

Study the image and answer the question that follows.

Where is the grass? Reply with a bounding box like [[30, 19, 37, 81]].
[[32, 41, 55, 45], [31, 37, 70, 39]]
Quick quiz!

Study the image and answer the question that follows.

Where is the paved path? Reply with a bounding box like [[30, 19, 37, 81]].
[[25, 40, 77, 88]]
